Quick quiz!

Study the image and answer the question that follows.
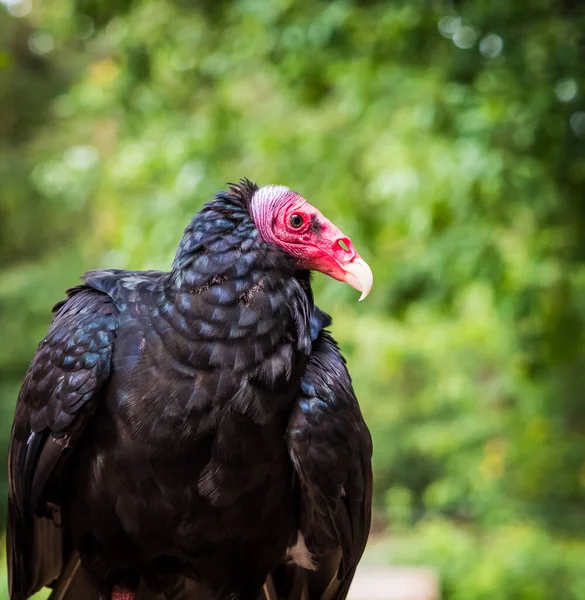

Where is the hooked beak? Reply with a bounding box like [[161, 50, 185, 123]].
[[342, 257, 373, 301], [292, 206, 374, 301]]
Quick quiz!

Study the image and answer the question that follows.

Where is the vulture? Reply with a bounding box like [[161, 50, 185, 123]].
[[7, 180, 373, 600]]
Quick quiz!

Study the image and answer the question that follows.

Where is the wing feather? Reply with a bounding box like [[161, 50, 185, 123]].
[[7, 285, 117, 600], [287, 321, 372, 600]]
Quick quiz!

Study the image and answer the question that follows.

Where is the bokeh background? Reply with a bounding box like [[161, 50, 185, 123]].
[[2, 0, 585, 598]]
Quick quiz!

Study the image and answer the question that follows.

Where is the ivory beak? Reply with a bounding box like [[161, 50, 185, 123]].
[[343, 257, 373, 301]]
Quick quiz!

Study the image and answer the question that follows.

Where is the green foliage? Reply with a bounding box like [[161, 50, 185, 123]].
[[391, 518, 585, 600], [2, 0, 585, 598]]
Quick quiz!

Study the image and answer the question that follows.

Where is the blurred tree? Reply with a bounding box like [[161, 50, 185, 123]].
[[2, 0, 585, 597]]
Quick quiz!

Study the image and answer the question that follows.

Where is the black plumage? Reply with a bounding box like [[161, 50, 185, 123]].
[[7, 180, 372, 600]]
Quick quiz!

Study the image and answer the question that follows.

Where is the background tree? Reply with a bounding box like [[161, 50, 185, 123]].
[[2, 0, 585, 597]]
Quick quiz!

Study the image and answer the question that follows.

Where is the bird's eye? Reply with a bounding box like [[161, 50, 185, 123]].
[[289, 214, 305, 229]]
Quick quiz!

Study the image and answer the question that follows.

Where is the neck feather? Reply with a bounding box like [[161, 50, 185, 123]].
[[170, 188, 296, 291]]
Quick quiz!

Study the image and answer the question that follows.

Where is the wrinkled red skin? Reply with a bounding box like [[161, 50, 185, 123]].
[[249, 185, 362, 282]]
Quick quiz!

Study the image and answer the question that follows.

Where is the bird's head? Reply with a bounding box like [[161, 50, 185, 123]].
[[249, 184, 373, 300]]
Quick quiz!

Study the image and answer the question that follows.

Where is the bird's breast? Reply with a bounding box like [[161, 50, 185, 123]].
[[106, 280, 306, 446]]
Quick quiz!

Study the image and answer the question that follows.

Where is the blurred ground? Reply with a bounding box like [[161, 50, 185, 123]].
[[351, 535, 440, 599], [349, 566, 439, 600]]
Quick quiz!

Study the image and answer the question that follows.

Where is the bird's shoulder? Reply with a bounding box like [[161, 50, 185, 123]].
[[17, 284, 118, 434], [82, 268, 169, 303]]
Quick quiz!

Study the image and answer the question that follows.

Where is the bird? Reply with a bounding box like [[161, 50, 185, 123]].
[[7, 179, 373, 600]]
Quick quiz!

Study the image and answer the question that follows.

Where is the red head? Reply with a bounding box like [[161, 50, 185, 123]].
[[250, 185, 373, 300]]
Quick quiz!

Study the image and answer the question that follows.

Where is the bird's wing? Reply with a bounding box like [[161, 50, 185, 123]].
[[286, 323, 373, 600], [7, 285, 117, 600]]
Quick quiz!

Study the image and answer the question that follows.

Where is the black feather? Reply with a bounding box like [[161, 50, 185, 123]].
[[286, 328, 373, 600]]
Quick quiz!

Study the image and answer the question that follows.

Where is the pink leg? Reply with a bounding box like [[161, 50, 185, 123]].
[[112, 585, 135, 600]]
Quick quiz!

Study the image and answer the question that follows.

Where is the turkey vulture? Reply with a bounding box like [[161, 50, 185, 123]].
[[7, 180, 373, 600]]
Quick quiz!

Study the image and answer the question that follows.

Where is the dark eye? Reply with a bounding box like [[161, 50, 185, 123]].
[[289, 214, 304, 229]]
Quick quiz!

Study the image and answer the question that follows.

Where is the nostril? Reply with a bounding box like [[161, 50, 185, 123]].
[[338, 239, 350, 252]]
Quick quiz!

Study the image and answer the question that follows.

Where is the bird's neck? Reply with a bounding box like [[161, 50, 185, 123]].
[[165, 194, 313, 354], [169, 194, 297, 293]]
